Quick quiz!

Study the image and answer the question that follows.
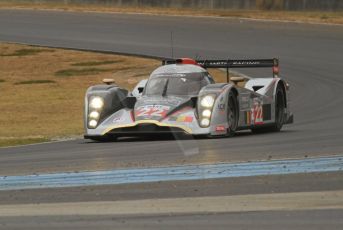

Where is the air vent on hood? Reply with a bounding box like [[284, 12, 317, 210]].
[[252, 85, 264, 92]]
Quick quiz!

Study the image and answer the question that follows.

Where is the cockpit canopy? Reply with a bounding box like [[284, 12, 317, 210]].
[[144, 64, 214, 96]]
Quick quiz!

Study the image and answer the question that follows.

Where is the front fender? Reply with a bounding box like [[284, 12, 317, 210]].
[[198, 83, 237, 135], [84, 84, 129, 131]]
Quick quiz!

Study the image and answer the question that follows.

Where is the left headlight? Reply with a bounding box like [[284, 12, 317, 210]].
[[199, 94, 216, 128], [200, 95, 215, 108], [88, 96, 104, 129]]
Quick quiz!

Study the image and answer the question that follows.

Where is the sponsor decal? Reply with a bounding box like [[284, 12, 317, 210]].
[[112, 110, 124, 123], [232, 61, 260, 65], [218, 103, 225, 110], [166, 107, 193, 122], [135, 105, 170, 118], [245, 111, 251, 126], [176, 115, 193, 123], [216, 125, 226, 132], [113, 117, 124, 123], [168, 116, 177, 122], [251, 101, 263, 125]]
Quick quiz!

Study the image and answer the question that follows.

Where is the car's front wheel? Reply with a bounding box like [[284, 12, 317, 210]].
[[87, 135, 117, 142], [227, 91, 239, 137]]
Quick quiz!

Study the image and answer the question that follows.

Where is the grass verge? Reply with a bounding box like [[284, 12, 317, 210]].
[[0, 138, 50, 148], [0, 1, 342, 24]]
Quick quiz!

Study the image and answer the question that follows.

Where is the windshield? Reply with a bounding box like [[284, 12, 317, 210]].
[[144, 74, 209, 96]]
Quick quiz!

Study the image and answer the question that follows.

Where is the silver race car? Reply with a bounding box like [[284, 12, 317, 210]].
[[84, 58, 293, 141]]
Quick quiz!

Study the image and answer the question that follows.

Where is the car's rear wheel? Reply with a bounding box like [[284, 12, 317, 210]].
[[251, 84, 285, 133], [273, 86, 286, 131], [227, 91, 239, 137]]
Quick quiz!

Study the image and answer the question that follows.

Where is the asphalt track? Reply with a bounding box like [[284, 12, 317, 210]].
[[0, 9, 343, 229], [1, 210, 343, 230]]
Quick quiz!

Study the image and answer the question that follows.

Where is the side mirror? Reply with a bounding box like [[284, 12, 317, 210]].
[[132, 79, 148, 97], [103, 78, 116, 85]]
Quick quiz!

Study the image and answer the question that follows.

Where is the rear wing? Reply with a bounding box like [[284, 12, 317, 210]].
[[162, 58, 280, 82]]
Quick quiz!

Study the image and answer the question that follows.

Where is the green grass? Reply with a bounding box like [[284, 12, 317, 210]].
[[71, 60, 121, 67], [55, 68, 112, 77], [0, 79, 5, 83], [0, 48, 54, 57], [0, 138, 50, 148], [14, 79, 56, 85]]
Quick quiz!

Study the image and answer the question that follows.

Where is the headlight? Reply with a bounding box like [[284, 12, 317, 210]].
[[89, 111, 100, 119], [202, 109, 212, 118], [199, 94, 216, 128], [88, 120, 98, 128], [89, 97, 104, 110], [88, 96, 104, 129], [200, 118, 210, 127], [200, 95, 215, 108]]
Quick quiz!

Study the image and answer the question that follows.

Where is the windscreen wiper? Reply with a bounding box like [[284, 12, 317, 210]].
[[162, 79, 169, 97]]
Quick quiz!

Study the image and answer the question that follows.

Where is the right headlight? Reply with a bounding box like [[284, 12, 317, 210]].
[[89, 96, 104, 110], [200, 118, 210, 127], [88, 119, 98, 128], [199, 94, 216, 128], [88, 96, 104, 129], [89, 111, 100, 119], [202, 109, 212, 118], [200, 95, 215, 108]]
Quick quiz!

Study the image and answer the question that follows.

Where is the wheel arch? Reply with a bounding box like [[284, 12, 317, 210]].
[[227, 87, 239, 135], [228, 87, 239, 114], [275, 80, 287, 108]]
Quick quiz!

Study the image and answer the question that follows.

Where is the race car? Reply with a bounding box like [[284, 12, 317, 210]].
[[84, 58, 293, 141]]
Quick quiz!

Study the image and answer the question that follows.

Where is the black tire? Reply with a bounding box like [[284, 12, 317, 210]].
[[273, 85, 286, 131], [227, 91, 239, 137], [88, 135, 116, 142], [251, 85, 285, 134]]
